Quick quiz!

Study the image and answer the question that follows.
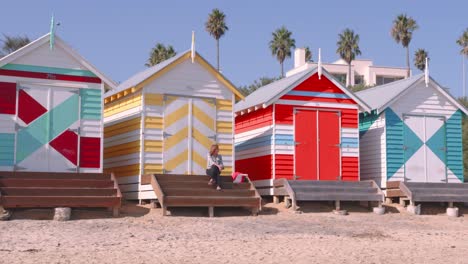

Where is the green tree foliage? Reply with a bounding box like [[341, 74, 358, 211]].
[[145, 43, 176, 67], [1, 34, 30, 56], [348, 83, 374, 92], [456, 28, 468, 56], [238, 76, 280, 96], [336, 28, 361, 87], [269, 26, 296, 77], [304, 46, 312, 62], [391, 14, 418, 77], [205, 8, 229, 71], [414, 48, 429, 72]]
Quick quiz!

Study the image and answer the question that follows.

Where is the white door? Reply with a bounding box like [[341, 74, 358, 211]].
[[404, 115, 446, 182], [15, 85, 80, 172]]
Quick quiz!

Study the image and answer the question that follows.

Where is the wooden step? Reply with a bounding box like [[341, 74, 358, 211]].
[[156, 176, 234, 183], [292, 186, 378, 194], [1, 196, 120, 208], [295, 192, 383, 202], [0, 179, 114, 188], [160, 182, 251, 189], [404, 182, 468, 189], [0, 172, 111, 180], [410, 194, 468, 203], [0, 187, 117, 196], [288, 180, 374, 188], [164, 196, 260, 207], [164, 188, 256, 197], [411, 188, 468, 195]]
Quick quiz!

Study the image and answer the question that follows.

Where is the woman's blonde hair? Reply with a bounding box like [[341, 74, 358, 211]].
[[209, 144, 219, 156]]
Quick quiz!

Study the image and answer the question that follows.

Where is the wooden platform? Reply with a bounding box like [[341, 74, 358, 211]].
[[0, 171, 122, 216], [273, 179, 384, 211], [400, 182, 468, 204], [149, 174, 262, 217]]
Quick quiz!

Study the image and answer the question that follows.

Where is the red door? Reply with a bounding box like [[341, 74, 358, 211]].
[[318, 111, 340, 181], [294, 109, 341, 181], [294, 110, 317, 180]]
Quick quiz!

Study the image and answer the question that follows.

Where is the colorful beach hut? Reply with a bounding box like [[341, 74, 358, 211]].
[[103, 50, 244, 200], [0, 33, 115, 173], [234, 67, 371, 195], [357, 74, 468, 187]]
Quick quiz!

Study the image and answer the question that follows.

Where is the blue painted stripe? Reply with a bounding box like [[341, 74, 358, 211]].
[[385, 108, 404, 180], [0, 133, 15, 166], [80, 89, 102, 120], [287, 90, 350, 99], [1, 63, 97, 77], [235, 134, 294, 152], [445, 110, 464, 181], [341, 137, 358, 148]]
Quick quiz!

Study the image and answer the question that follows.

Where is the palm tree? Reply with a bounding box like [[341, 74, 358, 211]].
[[1, 34, 30, 56], [269, 26, 296, 77], [456, 28, 468, 97], [205, 8, 228, 71], [305, 46, 312, 61], [145, 43, 176, 67], [414, 48, 429, 72], [336, 28, 361, 87], [391, 14, 418, 78]]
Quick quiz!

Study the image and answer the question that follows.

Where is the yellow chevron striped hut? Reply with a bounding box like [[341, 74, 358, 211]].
[[103, 50, 244, 200]]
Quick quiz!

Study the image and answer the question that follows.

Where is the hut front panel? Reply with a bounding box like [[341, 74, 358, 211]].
[[274, 73, 360, 181], [103, 93, 143, 199], [235, 106, 274, 181], [385, 81, 463, 183], [0, 41, 103, 173], [359, 112, 387, 187]]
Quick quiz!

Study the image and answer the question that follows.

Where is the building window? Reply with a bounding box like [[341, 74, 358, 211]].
[[376, 75, 404, 85], [332, 73, 347, 86], [355, 75, 364, 85]]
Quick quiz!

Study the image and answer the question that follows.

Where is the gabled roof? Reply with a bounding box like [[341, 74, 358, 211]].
[[104, 50, 244, 102], [0, 33, 117, 90], [355, 74, 468, 115], [234, 67, 371, 114]]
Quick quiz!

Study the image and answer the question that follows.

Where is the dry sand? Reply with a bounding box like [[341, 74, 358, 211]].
[[0, 201, 467, 264]]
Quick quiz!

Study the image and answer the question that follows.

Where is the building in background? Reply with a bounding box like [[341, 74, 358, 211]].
[[287, 48, 408, 87]]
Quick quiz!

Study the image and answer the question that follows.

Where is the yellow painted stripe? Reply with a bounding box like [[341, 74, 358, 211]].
[[165, 103, 189, 128], [104, 117, 141, 138], [216, 121, 232, 134], [164, 95, 179, 106], [144, 140, 163, 152], [202, 98, 216, 108], [145, 93, 163, 106], [221, 166, 233, 176], [104, 93, 142, 117], [144, 163, 163, 174], [217, 99, 232, 111], [104, 140, 141, 158], [164, 128, 188, 150], [193, 105, 214, 130], [218, 144, 233, 156], [145, 116, 163, 129], [105, 164, 140, 178], [165, 149, 188, 171], [192, 128, 213, 150], [192, 150, 207, 170]]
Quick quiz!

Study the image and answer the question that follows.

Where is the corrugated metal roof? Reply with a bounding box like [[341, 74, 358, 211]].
[[355, 74, 423, 111], [234, 67, 316, 112], [105, 50, 190, 97]]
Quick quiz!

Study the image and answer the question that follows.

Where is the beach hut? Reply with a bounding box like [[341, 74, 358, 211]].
[[0, 33, 116, 173], [234, 66, 371, 195], [103, 50, 244, 200], [357, 74, 468, 187]]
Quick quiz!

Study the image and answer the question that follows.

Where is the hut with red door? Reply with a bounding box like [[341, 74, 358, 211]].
[[234, 64, 371, 196]]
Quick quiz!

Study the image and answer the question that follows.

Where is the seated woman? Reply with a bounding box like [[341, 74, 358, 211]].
[[206, 144, 224, 191]]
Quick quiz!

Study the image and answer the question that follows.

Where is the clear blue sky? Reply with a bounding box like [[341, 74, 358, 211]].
[[1, 1, 467, 96]]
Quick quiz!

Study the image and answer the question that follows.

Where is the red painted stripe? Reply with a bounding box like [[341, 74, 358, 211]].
[[0, 82, 16, 115], [80, 137, 101, 168], [235, 155, 272, 181], [0, 69, 101, 84], [50, 130, 78, 165], [18, 90, 47, 124], [341, 157, 359, 181], [293, 73, 347, 94], [275, 154, 294, 180], [280, 94, 356, 104], [235, 106, 273, 134]]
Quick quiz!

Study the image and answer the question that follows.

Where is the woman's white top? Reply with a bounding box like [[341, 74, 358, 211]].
[[207, 154, 223, 169]]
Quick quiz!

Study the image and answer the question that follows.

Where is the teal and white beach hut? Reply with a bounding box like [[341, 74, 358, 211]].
[[357, 73, 468, 187]]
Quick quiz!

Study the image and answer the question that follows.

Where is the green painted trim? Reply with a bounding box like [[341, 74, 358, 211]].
[[385, 108, 404, 180], [359, 112, 379, 137], [1, 63, 97, 77], [445, 110, 464, 181], [0, 133, 15, 166], [80, 89, 102, 120]]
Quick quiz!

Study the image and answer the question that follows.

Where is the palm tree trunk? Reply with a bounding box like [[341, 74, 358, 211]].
[[347, 63, 352, 87], [216, 39, 220, 71], [281, 61, 284, 78], [406, 46, 410, 78]]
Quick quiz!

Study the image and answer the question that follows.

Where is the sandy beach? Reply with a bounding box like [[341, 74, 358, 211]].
[[0, 201, 467, 264]]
